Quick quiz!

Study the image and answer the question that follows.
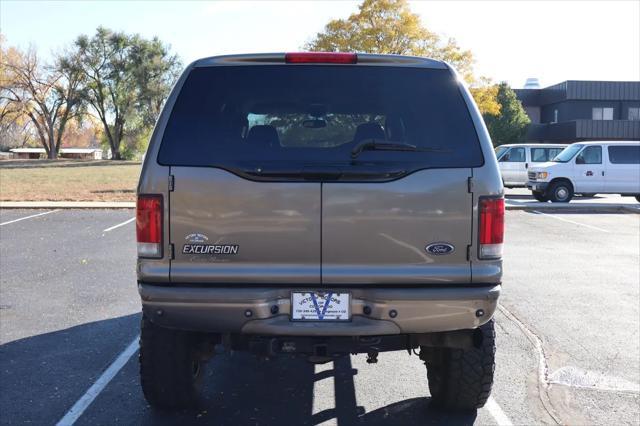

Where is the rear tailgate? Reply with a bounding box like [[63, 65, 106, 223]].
[[169, 167, 321, 284], [322, 169, 472, 284], [153, 58, 484, 287]]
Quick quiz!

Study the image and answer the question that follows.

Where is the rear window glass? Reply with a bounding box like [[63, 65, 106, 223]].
[[608, 145, 640, 164], [158, 66, 483, 175]]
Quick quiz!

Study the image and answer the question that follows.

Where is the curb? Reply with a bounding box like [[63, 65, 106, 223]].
[[0, 202, 135, 209], [506, 204, 639, 213]]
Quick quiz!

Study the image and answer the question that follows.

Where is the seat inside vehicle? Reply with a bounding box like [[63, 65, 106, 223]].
[[246, 124, 280, 147], [384, 115, 406, 141], [353, 122, 386, 143]]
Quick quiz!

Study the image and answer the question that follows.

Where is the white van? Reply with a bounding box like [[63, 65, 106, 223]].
[[495, 144, 568, 187], [527, 141, 640, 202]]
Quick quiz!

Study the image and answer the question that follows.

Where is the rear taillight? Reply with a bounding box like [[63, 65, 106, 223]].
[[137, 195, 163, 258], [285, 52, 357, 64], [479, 197, 504, 259]]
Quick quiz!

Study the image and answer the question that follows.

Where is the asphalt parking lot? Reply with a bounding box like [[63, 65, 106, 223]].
[[0, 208, 638, 425]]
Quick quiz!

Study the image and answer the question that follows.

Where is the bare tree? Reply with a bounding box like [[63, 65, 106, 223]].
[[0, 45, 83, 159], [0, 115, 35, 150], [0, 83, 29, 149]]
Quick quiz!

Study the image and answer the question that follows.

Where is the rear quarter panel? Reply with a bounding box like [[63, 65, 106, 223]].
[[137, 62, 198, 283], [451, 69, 503, 284]]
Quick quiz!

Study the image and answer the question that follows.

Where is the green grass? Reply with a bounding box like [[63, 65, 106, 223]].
[[0, 160, 141, 202]]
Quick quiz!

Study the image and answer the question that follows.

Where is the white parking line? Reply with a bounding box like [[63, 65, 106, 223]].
[[56, 335, 139, 426], [102, 217, 135, 233], [0, 209, 60, 226], [531, 210, 609, 233], [485, 396, 514, 426]]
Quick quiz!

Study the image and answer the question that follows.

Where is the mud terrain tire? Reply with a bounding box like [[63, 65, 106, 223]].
[[139, 315, 206, 409], [424, 319, 496, 411]]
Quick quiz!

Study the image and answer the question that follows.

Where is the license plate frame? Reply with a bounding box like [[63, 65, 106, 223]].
[[290, 291, 351, 322]]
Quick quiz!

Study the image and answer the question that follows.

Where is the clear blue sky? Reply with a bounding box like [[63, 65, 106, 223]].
[[1, 0, 638, 88]]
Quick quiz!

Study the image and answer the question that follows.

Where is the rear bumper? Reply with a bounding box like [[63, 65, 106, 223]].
[[526, 181, 549, 192], [139, 284, 501, 336]]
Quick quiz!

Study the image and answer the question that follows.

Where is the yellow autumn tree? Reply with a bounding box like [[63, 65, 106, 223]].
[[469, 77, 501, 117], [305, 0, 499, 115]]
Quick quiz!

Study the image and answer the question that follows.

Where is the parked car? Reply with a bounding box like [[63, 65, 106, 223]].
[[136, 52, 504, 411], [527, 141, 640, 202], [495, 143, 568, 187]]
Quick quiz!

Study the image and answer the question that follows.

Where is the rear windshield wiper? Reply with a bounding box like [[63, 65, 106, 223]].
[[350, 139, 450, 159]]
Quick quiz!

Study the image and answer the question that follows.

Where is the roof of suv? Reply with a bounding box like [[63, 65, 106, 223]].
[[193, 53, 449, 69]]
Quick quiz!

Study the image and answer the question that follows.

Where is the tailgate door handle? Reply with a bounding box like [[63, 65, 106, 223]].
[[300, 166, 343, 181]]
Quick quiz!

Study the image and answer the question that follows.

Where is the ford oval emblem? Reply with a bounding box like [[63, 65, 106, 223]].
[[425, 243, 455, 255]]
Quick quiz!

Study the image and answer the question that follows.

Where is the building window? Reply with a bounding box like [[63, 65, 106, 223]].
[[592, 107, 614, 120], [552, 109, 558, 123], [604, 108, 614, 120], [628, 108, 640, 121]]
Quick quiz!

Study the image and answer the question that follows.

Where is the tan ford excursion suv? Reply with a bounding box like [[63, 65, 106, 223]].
[[136, 52, 504, 411]]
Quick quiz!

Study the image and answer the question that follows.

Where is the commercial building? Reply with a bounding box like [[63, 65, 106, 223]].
[[515, 80, 640, 143]]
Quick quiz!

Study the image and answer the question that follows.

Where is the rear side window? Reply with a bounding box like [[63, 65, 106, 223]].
[[158, 66, 483, 178], [547, 148, 564, 161], [531, 147, 565, 162], [531, 148, 547, 162], [608, 146, 640, 164]]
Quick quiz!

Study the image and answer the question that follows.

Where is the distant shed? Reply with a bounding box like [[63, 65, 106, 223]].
[[59, 148, 103, 160], [8, 148, 44, 159], [9, 148, 103, 160]]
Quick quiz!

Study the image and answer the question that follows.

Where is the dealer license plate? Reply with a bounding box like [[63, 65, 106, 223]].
[[291, 291, 350, 321]]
